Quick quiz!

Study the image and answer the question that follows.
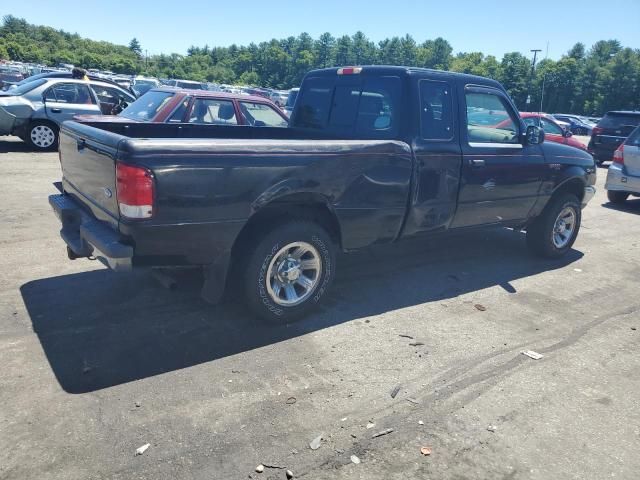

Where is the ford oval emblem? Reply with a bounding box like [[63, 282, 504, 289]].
[[102, 187, 113, 198]]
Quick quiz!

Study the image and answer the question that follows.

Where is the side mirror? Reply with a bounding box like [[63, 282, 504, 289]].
[[525, 125, 545, 145], [563, 129, 572, 138]]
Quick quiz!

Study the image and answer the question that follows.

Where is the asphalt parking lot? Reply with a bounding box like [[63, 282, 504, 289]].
[[1, 135, 639, 480]]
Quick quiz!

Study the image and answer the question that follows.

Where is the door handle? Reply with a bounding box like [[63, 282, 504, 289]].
[[50, 108, 62, 113], [469, 159, 486, 167]]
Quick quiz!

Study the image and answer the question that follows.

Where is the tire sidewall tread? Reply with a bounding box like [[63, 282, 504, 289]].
[[527, 193, 581, 258]]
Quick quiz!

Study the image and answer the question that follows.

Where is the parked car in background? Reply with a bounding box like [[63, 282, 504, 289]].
[[76, 88, 289, 127], [5, 71, 132, 94], [605, 125, 640, 204], [0, 66, 25, 89], [0, 77, 135, 150], [164, 79, 205, 90], [497, 113, 588, 151], [284, 87, 299, 116], [131, 76, 160, 97], [588, 111, 640, 165], [553, 114, 593, 135]]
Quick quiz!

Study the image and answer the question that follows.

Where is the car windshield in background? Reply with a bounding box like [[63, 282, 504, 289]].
[[598, 113, 640, 130], [2, 78, 46, 96], [120, 90, 174, 121], [131, 83, 154, 97], [176, 81, 204, 90]]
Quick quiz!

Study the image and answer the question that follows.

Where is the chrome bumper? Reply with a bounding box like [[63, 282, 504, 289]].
[[605, 163, 640, 195]]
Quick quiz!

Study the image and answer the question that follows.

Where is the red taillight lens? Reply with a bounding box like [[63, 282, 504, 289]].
[[612, 145, 624, 165], [592, 126, 603, 136], [116, 162, 154, 219]]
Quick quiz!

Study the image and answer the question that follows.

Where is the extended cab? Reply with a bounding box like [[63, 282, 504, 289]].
[[49, 66, 596, 322]]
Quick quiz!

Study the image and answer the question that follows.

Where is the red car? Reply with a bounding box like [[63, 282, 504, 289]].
[[77, 87, 289, 128], [496, 112, 587, 151]]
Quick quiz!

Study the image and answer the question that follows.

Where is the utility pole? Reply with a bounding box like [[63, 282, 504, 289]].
[[526, 49, 542, 112]]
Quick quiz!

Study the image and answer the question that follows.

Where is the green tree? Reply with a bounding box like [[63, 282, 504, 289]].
[[129, 37, 142, 56]]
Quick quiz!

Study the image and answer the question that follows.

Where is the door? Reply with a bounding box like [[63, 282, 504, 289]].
[[451, 86, 545, 227], [43, 82, 100, 123], [404, 78, 462, 236]]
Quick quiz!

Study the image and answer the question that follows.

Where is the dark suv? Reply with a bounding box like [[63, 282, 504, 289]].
[[588, 111, 640, 165]]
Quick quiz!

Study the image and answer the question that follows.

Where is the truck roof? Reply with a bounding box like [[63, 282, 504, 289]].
[[307, 65, 504, 90]]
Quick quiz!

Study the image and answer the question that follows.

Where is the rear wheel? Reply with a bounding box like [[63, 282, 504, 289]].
[[243, 221, 336, 323], [607, 190, 629, 204], [526, 194, 581, 258], [27, 121, 58, 151]]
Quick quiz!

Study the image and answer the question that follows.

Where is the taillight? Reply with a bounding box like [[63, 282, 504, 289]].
[[592, 126, 603, 136], [337, 67, 362, 75], [116, 162, 154, 219], [612, 144, 624, 165]]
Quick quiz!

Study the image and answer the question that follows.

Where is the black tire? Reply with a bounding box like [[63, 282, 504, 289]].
[[26, 121, 59, 151], [243, 221, 336, 323], [607, 190, 629, 204], [526, 193, 581, 258]]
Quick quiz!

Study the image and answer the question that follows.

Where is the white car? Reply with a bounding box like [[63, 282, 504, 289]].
[[606, 125, 640, 204]]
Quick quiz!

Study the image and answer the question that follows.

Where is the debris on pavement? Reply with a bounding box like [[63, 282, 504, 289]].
[[286, 470, 294, 479], [521, 350, 544, 360], [372, 428, 394, 438], [350, 455, 361, 464], [341, 417, 348, 422], [406, 397, 420, 405], [263, 463, 286, 469], [398, 334, 414, 339], [309, 434, 323, 450], [286, 396, 297, 405], [135, 443, 150, 456], [574, 268, 583, 272], [366, 422, 376, 429], [474, 304, 487, 312], [420, 446, 432, 456], [255, 464, 265, 473], [134, 401, 141, 408], [409, 342, 425, 346], [487, 425, 497, 432], [390, 384, 401, 398], [418, 420, 424, 425]]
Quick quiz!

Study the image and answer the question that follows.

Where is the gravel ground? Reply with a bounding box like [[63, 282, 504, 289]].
[[1, 135, 639, 480]]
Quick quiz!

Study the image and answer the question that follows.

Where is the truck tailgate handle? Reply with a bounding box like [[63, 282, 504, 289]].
[[77, 139, 86, 151], [469, 159, 485, 167]]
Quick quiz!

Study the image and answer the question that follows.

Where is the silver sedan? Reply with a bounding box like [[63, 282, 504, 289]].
[[0, 77, 134, 150], [605, 125, 640, 204]]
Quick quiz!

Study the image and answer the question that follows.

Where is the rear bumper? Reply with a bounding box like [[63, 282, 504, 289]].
[[49, 194, 133, 271], [605, 164, 640, 195]]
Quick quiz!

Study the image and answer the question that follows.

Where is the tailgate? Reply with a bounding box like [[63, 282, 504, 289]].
[[59, 121, 124, 227]]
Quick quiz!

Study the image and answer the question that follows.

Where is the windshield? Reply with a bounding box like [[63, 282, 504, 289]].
[[120, 90, 174, 120], [2, 78, 46, 95]]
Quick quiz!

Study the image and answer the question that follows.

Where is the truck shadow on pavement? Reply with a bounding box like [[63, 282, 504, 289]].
[[601, 198, 640, 214], [0, 139, 32, 154], [21, 228, 582, 394]]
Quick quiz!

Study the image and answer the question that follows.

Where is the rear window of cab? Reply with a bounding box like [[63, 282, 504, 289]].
[[292, 75, 401, 139]]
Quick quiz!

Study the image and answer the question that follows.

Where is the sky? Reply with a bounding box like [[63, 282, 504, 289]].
[[3, 0, 640, 60]]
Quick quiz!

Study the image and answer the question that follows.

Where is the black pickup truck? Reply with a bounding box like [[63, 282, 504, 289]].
[[50, 66, 596, 322]]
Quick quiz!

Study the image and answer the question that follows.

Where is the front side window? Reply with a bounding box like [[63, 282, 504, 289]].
[[239, 102, 288, 127], [465, 90, 519, 145], [188, 99, 237, 124], [44, 82, 95, 105], [420, 80, 453, 140], [91, 85, 132, 106]]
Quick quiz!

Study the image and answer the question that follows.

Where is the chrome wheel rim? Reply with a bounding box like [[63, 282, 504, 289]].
[[30, 125, 55, 148], [552, 206, 577, 248], [266, 241, 322, 306]]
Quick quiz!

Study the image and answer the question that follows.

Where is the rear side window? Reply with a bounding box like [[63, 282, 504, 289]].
[[293, 75, 400, 139], [420, 80, 453, 140], [239, 102, 288, 127], [598, 113, 640, 130], [188, 99, 237, 125], [44, 83, 95, 104]]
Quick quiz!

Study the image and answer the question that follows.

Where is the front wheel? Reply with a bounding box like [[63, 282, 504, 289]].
[[27, 121, 58, 151], [526, 194, 581, 258], [244, 221, 336, 323], [607, 190, 629, 204]]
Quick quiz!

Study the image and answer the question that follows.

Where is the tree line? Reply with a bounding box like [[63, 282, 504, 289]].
[[1, 15, 639, 115]]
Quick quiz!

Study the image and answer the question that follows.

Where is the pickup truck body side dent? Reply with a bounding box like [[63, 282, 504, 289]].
[[51, 66, 596, 317]]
